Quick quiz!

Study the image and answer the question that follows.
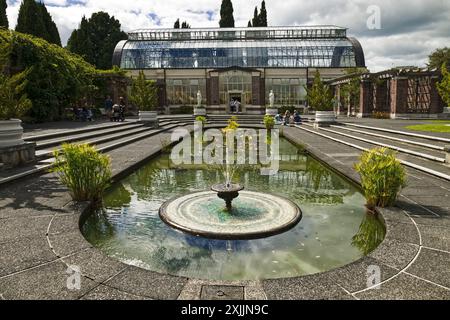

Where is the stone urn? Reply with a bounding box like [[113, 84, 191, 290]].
[[139, 111, 159, 127], [0, 119, 25, 147], [193, 106, 207, 116], [265, 107, 278, 116], [314, 111, 336, 128]]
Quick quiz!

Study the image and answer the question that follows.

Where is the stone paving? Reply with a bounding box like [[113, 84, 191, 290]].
[[0, 122, 449, 300]]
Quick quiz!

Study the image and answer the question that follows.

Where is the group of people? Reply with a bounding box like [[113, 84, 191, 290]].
[[104, 96, 126, 122], [274, 110, 302, 126], [229, 99, 241, 113], [72, 106, 94, 122]]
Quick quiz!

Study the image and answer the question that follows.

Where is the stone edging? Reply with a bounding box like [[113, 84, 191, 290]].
[[46, 127, 428, 300]]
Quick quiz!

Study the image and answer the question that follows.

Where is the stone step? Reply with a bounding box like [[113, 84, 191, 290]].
[[295, 125, 450, 181], [330, 124, 446, 151], [24, 121, 137, 142], [319, 125, 446, 162], [0, 122, 190, 187], [342, 122, 450, 143], [35, 120, 188, 160]]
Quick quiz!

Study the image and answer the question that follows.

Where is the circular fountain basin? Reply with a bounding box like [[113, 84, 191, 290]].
[[159, 190, 302, 240]]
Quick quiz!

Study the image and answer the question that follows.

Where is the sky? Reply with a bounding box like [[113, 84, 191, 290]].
[[5, 0, 450, 72]]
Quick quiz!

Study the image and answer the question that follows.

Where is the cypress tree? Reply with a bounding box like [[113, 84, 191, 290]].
[[259, 0, 268, 27], [16, 0, 47, 39], [174, 18, 180, 29], [247, 21, 252, 28], [252, 7, 259, 27], [0, 0, 8, 28], [38, 2, 61, 46], [181, 21, 191, 29], [219, 0, 234, 28], [15, 0, 60, 45], [67, 12, 128, 69]]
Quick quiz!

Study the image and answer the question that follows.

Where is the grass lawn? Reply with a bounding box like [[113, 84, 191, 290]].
[[405, 120, 450, 133]]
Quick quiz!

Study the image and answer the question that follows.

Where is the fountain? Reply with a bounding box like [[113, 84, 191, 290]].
[[211, 183, 244, 212]]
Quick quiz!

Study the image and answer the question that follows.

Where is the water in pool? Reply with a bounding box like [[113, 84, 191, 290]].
[[82, 138, 385, 280]]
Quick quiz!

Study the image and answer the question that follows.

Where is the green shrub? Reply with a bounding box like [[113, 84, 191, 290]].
[[129, 70, 158, 111], [195, 115, 206, 124], [0, 29, 125, 122], [263, 115, 275, 129], [223, 116, 239, 132], [372, 111, 390, 119], [354, 147, 406, 208], [305, 70, 334, 111], [0, 69, 32, 120], [52, 143, 112, 202]]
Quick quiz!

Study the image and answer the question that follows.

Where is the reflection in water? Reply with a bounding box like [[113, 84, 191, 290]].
[[82, 138, 385, 280], [351, 211, 386, 255]]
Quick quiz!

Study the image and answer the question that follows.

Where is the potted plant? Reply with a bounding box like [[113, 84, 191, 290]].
[[306, 70, 336, 128], [0, 70, 32, 147], [263, 115, 275, 130], [129, 70, 159, 127]]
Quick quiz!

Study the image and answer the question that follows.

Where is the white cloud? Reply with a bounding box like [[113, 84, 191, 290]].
[[5, 0, 450, 72]]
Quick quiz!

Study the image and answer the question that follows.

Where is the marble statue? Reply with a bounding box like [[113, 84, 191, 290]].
[[269, 90, 274, 108], [197, 90, 202, 107]]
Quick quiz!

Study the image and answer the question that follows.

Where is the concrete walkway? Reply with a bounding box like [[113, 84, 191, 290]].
[[0, 122, 449, 300]]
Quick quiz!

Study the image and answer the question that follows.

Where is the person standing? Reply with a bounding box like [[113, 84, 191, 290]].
[[105, 96, 113, 120], [235, 100, 241, 114]]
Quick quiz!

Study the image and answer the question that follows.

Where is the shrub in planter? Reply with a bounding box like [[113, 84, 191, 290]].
[[195, 116, 207, 124], [52, 143, 111, 202], [305, 70, 334, 112], [354, 147, 406, 208], [129, 70, 158, 124], [263, 115, 275, 130]]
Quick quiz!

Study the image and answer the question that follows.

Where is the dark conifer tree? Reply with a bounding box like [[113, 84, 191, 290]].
[[219, 0, 235, 28], [259, 0, 268, 27], [174, 18, 180, 29], [252, 7, 259, 27], [67, 12, 128, 69], [0, 0, 8, 28]]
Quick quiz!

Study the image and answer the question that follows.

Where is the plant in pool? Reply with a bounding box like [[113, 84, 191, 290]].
[[354, 147, 406, 209], [52, 143, 112, 202], [263, 115, 275, 130], [222, 115, 239, 132], [351, 211, 386, 255], [195, 115, 207, 124]]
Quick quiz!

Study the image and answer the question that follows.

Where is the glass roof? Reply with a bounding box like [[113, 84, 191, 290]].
[[127, 26, 348, 41], [118, 38, 358, 69]]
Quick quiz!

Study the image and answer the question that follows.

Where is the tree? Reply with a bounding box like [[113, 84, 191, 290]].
[[247, 21, 252, 28], [0, 0, 8, 28], [129, 71, 158, 111], [16, 0, 47, 40], [219, 0, 234, 28], [181, 21, 191, 29], [259, 0, 268, 27], [437, 63, 450, 107], [305, 70, 334, 111], [252, 7, 259, 27], [67, 12, 128, 70], [428, 47, 450, 69], [174, 18, 180, 29], [15, 0, 60, 46], [38, 2, 61, 46], [341, 68, 365, 113]]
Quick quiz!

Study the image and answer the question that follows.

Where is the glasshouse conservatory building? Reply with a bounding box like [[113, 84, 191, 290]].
[[113, 26, 366, 114]]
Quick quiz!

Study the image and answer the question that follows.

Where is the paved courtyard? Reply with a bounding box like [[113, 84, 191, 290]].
[[1, 118, 449, 300]]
